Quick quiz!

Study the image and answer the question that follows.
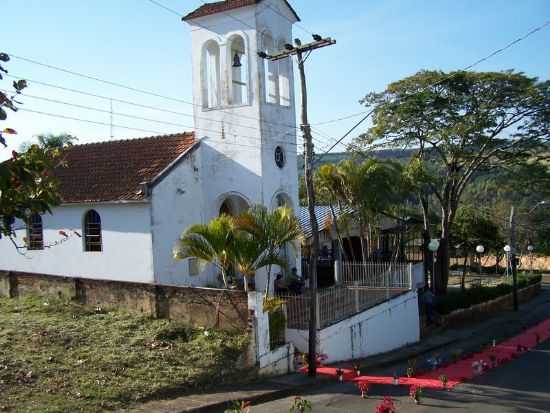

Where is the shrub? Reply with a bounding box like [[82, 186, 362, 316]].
[[436, 275, 541, 315]]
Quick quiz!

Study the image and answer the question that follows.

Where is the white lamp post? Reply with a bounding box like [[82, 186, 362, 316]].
[[527, 245, 534, 274], [476, 245, 485, 276], [428, 240, 440, 292], [504, 245, 512, 278]]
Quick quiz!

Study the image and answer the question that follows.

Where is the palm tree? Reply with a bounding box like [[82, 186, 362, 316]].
[[173, 215, 237, 288], [232, 232, 285, 292], [316, 164, 349, 261], [236, 205, 303, 295], [174, 206, 303, 293]]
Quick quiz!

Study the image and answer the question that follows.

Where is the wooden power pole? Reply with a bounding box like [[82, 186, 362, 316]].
[[260, 35, 335, 377]]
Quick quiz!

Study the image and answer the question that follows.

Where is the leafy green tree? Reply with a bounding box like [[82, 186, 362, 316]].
[[451, 205, 503, 290], [357, 70, 550, 294], [20, 133, 78, 152], [0, 52, 62, 243]]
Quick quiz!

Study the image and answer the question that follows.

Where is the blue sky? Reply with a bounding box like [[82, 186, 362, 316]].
[[1, 0, 549, 159]]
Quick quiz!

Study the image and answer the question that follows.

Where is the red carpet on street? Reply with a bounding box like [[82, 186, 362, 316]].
[[302, 318, 550, 392]]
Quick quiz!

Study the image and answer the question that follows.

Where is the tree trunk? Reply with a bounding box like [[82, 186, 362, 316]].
[[329, 205, 348, 261], [436, 236, 450, 295], [461, 254, 468, 292]]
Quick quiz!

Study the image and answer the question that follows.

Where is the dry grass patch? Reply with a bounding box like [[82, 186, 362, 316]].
[[0, 297, 249, 413]]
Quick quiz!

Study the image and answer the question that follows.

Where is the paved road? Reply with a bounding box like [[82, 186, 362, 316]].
[[247, 340, 550, 413]]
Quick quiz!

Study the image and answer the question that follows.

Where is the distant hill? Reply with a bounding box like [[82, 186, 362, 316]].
[[297, 149, 416, 174]]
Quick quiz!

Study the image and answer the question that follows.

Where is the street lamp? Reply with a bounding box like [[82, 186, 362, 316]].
[[428, 239, 440, 292], [476, 245, 485, 276], [527, 244, 535, 274], [503, 245, 512, 278]]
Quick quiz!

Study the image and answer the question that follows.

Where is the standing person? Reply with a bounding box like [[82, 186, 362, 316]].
[[422, 288, 435, 324]]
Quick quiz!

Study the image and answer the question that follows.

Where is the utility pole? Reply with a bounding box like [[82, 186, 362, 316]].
[[510, 206, 519, 311], [260, 35, 335, 378]]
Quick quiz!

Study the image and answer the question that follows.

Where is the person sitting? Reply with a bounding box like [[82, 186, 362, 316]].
[[287, 267, 304, 294], [274, 273, 287, 294]]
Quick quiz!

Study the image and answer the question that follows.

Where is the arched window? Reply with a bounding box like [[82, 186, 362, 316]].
[[27, 214, 43, 250], [278, 39, 291, 107], [228, 35, 248, 105], [83, 210, 102, 252], [262, 32, 278, 104], [219, 194, 249, 217], [202, 40, 221, 109]]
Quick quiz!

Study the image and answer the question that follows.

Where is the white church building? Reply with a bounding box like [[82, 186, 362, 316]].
[[0, 0, 302, 291]]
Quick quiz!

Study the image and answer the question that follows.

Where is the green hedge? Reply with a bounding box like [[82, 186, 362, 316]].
[[436, 274, 541, 315]]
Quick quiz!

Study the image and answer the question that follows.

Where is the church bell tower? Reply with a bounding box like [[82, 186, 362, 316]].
[[183, 0, 301, 222]]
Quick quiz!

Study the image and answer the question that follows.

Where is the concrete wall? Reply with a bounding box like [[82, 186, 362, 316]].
[[287, 290, 421, 363], [248, 291, 296, 376], [0, 271, 248, 331], [0, 203, 155, 283]]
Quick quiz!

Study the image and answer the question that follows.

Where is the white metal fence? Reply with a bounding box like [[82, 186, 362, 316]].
[[280, 286, 406, 330], [340, 261, 413, 289], [280, 261, 415, 330]]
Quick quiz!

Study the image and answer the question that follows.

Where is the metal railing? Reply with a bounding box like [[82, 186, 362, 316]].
[[279, 285, 406, 330], [279, 261, 414, 330], [340, 261, 413, 289]]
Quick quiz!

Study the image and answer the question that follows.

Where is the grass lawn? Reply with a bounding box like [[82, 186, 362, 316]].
[[0, 297, 249, 413]]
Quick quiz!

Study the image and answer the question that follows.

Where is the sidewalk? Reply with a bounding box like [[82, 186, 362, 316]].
[[123, 283, 550, 413]]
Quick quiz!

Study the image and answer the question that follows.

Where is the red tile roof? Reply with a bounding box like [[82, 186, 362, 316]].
[[55, 132, 196, 204], [183, 0, 300, 22]]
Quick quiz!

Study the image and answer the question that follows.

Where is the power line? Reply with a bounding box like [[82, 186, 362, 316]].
[[460, 20, 550, 72], [18, 107, 299, 153], [313, 109, 375, 166], [6, 53, 300, 132], [144, 0, 181, 16], [4, 75, 287, 135], [6, 88, 297, 146], [312, 18, 550, 161], [312, 110, 370, 126]]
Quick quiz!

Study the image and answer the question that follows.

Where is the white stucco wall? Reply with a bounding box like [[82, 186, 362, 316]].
[[0, 203, 155, 283], [287, 290, 420, 363], [150, 148, 222, 287]]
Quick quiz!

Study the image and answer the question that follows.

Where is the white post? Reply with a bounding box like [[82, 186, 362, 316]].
[[385, 271, 390, 300], [315, 293, 321, 330], [354, 288, 360, 312], [409, 262, 413, 290], [334, 260, 342, 285]]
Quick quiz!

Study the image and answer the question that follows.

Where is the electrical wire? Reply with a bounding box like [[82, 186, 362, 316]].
[[6, 53, 301, 132], [311, 19, 550, 161], [18, 107, 299, 154]]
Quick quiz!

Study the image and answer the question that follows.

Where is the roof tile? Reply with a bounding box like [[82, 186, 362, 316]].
[[55, 132, 196, 204], [183, 0, 300, 22]]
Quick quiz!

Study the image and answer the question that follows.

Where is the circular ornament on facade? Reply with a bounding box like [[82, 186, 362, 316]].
[[275, 146, 285, 168]]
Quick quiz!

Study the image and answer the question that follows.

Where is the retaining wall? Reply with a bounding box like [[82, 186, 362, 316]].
[[0, 271, 248, 331], [287, 290, 420, 363]]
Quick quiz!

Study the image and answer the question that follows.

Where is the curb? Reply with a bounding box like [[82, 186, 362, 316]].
[[182, 377, 331, 413], [183, 338, 458, 413]]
